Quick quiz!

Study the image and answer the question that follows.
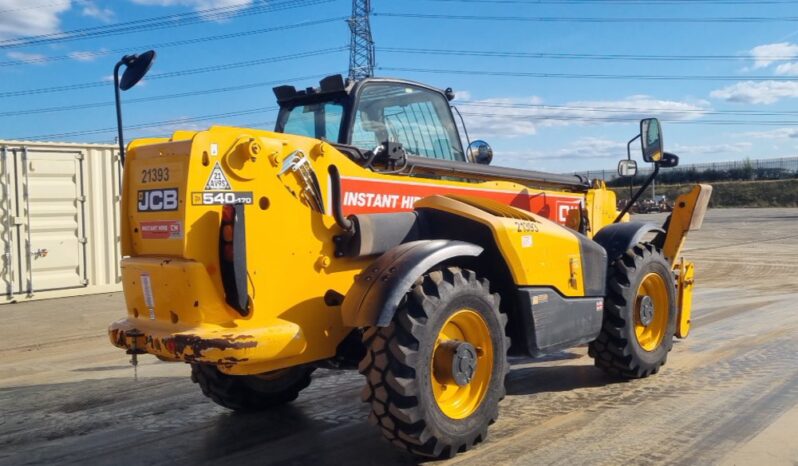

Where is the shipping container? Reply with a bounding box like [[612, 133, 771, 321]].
[[1, 140, 122, 303]]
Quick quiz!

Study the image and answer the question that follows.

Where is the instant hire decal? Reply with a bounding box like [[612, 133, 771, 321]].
[[140, 220, 183, 239]]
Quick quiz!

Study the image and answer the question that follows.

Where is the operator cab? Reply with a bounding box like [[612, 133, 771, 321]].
[[273, 74, 468, 166]]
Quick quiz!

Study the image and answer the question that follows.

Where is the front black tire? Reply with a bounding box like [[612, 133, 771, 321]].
[[359, 267, 509, 458], [589, 242, 677, 378], [191, 363, 314, 411]]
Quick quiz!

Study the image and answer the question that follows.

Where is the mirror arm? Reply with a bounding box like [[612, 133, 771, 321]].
[[452, 105, 472, 160], [614, 164, 659, 223], [113, 60, 126, 166], [626, 134, 640, 200]]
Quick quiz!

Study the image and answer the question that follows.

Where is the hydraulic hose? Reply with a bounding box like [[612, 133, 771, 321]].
[[328, 164, 354, 233]]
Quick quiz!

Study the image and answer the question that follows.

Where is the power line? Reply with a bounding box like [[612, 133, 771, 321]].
[[16, 106, 281, 141], [10, 86, 798, 120], [0, 73, 336, 118], [85, 118, 279, 144], [379, 65, 798, 81], [0, 0, 336, 49], [0, 48, 347, 98], [379, 47, 783, 62], [375, 12, 798, 23], [17, 102, 798, 141], [415, 0, 798, 4], [457, 101, 798, 117], [0, 17, 346, 67], [459, 111, 798, 125]]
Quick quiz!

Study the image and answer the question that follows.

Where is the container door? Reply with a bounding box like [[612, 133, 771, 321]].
[[17, 148, 88, 293], [0, 146, 18, 297]]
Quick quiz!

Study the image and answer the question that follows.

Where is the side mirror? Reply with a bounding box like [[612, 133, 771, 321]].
[[119, 50, 156, 91], [467, 140, 493, 165], [114, 50, 157, 165], [640, 118, 663, 163], [617, 159, 638, 177]]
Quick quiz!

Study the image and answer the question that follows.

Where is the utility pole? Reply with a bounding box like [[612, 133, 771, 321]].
[[348, 0, 374, 81]]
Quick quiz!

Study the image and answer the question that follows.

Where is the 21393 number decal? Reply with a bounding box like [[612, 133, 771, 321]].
[[141, 167, 170, 183], [514, 221, 539, 233]]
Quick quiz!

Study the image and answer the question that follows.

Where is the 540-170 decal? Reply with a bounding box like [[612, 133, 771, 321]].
[[191, 191, 253, 205]]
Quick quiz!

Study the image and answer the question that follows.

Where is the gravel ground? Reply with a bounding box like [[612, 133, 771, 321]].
[[1, 207, 796, 466]]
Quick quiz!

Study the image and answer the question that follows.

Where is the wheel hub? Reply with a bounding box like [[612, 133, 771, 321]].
[[638, 295, 655, 327], [434, 340, 478, 387]]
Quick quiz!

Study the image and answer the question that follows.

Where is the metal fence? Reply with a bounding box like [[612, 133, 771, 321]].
[[575, 157, 798, 182]]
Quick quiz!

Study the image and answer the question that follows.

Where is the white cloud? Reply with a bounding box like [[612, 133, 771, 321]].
[[6, 51, 47, 65], [739, 127, 798, 139], [749, 42, 798, 69], [130, 0, 252, 21], [460, 95, 709, 138], [493, 137, 627, 170], [0, 0, 71, 40], [774, 62, 798, 75], [78, 0, 114, 21], [710, 80, 798, 104], [68, 48, 107, 62], [670, 142, 752, 155], [496, 139, 759, 171], [554, 138, 628, 159]]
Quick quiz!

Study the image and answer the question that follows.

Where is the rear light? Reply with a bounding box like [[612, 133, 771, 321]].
[[222, 224, 234, 242], [219, 204, 249, 316]]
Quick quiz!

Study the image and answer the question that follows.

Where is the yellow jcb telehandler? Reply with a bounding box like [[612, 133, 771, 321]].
[[108, 51, 711, 458]]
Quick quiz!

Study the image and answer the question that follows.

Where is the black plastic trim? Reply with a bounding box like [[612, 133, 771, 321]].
[[405, 155, 589, 190], [220, 204, 249, 316], [574, 233, 608, 296], [593, 221, 665, 262], [516, 287, 604, 357], [342, 240, 483, 327]]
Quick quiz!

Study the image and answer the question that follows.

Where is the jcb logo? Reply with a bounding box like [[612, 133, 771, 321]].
[[138, 189, 179, 212]]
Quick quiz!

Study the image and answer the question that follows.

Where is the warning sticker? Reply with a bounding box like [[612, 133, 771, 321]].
[[204, 162, 232, 191], [140, 273, 155, 319], [140, 220, 183, 239]]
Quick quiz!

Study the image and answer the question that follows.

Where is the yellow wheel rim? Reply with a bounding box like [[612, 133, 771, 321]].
[[634, 273, 669, 351], [431, 309, 493, 420]]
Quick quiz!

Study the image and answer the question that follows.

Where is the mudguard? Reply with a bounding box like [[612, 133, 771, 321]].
[[342, 240, 483, 327], [593, 221, 665, 261]]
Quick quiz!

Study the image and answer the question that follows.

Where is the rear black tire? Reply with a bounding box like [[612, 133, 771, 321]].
[[191, 363, 314, 411], [589, 242, 677, 379], [359, 267, 509, 458]]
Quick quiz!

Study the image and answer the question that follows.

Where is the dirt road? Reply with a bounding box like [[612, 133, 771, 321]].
[[1, 208, 797, 465]]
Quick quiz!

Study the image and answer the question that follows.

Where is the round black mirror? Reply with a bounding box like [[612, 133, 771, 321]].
[[119, 50, 156, 91], [467, 140, 493, 165]]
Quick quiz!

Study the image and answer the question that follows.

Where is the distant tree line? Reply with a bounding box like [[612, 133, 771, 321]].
[[604, 158, 798, 187]]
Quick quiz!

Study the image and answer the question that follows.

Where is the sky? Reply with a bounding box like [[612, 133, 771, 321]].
[[2, 0, 798, 172]]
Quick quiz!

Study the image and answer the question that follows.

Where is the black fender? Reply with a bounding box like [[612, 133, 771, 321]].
[[593, 222, 665, 261], [342, 240, 483, 327]]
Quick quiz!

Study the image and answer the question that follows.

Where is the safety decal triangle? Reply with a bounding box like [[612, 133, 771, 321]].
[[204, 162, 232, 190]]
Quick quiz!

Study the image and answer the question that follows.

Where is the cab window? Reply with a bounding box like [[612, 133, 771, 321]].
[[351, 83, 464, 161], [282, 102, 343, 140]]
